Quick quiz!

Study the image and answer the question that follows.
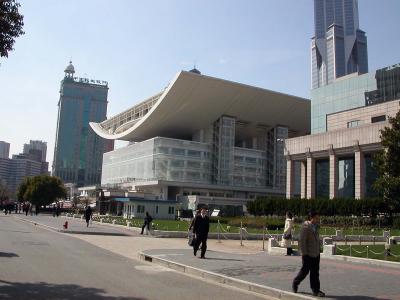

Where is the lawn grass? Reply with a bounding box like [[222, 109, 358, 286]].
[[335, 244, 400, 262], [88, 214, 400, 236]]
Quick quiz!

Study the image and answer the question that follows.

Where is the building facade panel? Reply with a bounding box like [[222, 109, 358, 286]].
[[53, 62, 110, 187]]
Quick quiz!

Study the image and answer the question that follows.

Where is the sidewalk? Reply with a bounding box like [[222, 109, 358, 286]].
[[15, 215, 400, 300], [15, 214, 138, 236]]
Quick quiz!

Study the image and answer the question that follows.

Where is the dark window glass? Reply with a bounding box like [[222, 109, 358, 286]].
[[371, 115, 386, 123]]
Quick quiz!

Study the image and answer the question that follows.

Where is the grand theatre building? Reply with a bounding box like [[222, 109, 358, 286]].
[[90, 69, 309, 215]]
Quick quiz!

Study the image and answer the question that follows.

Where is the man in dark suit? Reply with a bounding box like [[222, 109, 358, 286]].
[[193, 207, 210, 259], [292, 211, 325, 297]]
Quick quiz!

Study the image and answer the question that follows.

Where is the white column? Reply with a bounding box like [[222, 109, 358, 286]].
[[252, 137, 258, 149], [286, 159, 295, 199], [306, 157, 315, 199], [301, 161, 307, 199], [355, 150, 365, 199], [329, 154, 338, 199]]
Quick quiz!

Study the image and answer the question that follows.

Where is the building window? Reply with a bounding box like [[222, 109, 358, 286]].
[[171, 148, 185, 156], [371, 115, 386, 123], [347, 120, 363, 128], [168, 206, 175, 215], [137, 205, 145, 213]]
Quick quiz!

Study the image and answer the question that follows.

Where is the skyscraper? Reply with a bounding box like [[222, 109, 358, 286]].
[[53, 62, 110, 187], [311, 0, 368, 88], [0, 141, 10, 159], [23, 140, 47, 162], [23, 140, 49, 174]]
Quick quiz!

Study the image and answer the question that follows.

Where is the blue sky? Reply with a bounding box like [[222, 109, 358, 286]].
[[0, 0, 399, 167]]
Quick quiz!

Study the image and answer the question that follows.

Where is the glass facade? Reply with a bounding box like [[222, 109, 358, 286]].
[[312, 0, 368, 89], [338, 157, 354, 198], [365, 64, 400, 106], [315, 159, 329, 198], [311, 72, 376, 133], [53, 72, 109, 187], [212, 116, 235, 186], [102, 135, 281, 190], [233, 147, 266, 188], [365, 154, 379, 197]]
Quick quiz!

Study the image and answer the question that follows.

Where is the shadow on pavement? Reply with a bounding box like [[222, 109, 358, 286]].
[[0, 280, 146, 300], [327, 296, 391, 300], [0, 252, 19, 258], [61, 231, 131, 236], [204, 257, 244, 262]]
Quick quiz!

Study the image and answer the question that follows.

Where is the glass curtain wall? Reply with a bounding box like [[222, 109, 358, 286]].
[[315, 159, 329, 198], [338, 157, 355, 198]]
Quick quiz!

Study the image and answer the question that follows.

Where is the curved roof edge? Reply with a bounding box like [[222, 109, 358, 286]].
[[91, 70, 310, 141], [90, 71, 183, 140]]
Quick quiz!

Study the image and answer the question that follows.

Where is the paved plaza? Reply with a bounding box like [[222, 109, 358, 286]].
[[8, 214, 400, 300]]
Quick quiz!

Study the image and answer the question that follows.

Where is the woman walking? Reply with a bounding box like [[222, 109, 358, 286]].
[[281, 211, 294, 255]]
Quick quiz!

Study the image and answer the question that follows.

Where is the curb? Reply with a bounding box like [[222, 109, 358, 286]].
[[16, 216, 135, 236], [321, 253, 400, 268], [138, 252, 314, 300]]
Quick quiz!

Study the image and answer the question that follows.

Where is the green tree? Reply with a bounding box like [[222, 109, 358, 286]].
[[373, 110, 400, 214], [0, 182, 10, 201], [17, 176, 30, 202], [17, 175, 67, 208], [0, 0, 24, 58]]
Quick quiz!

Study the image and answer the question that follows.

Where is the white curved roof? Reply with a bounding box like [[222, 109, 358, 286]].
[[90, 71, 310, 141]]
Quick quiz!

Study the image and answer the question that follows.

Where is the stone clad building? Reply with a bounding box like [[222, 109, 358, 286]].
[[286, 64, 400, 200]]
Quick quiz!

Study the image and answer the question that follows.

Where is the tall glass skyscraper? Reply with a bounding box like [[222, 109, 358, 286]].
[[53, 62, 110, 187], [311, 0, 368, 89]]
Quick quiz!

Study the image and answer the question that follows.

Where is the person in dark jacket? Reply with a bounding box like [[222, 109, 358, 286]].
[[292, 211, 325, 297], [193, 207, 210, 259], [84, 206, 93, 227], [141, 212, 153, 235]]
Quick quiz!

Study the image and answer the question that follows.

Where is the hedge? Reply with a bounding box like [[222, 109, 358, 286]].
[[247, 197, 398, 217]]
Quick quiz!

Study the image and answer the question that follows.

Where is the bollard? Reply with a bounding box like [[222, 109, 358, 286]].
[[350, 244, 352, 257], [217, 220, 221, 243], [240, 221, 243, 246], [367, 246, 369, 259], [359, 235, 362, 245], [345, 235, 347, 245], [373, 236, 376, 245], [262, 226, 265, 251]]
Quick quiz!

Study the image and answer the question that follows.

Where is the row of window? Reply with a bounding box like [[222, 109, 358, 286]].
[[347, 115, 386, 128], [125, 204, 174, 215]]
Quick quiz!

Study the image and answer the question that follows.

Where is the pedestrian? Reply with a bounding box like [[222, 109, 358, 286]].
[[56, 203, 60, 217], [281, 211, 294, 256], [141, 212, 153, 235], [188, 208, 201, 247], [292, 211, 325, 297], [189, 208, 201, 231], [84, 206, 93, 227], [52, 204, 56, 217], [193, 207, 210, 259]]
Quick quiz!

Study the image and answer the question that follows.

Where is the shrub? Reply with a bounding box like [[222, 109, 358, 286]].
[[393, 217, 400, 229]]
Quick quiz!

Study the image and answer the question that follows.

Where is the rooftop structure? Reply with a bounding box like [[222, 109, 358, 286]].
[[311, 0, 368, 89], [91, 70, 310, 212]]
